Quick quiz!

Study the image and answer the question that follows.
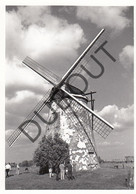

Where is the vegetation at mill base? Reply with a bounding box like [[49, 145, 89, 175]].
[[33, 133, 70, 174]]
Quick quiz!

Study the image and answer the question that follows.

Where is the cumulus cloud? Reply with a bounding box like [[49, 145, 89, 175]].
[[17, 6, 51, 26], [6, 121, 46, 142], [95, 104, 134, 159], [5, 90, 42, 130], [5, 87, 51, 128], [5, 58, 52, 99], [76, 6, 131, 33], [119, 45, 134, 69], [97, 104, 134, 131], [6, 6, 85, 63]]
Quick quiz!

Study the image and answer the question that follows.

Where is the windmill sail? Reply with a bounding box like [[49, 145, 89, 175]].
[[59, 29, 116, 94], [23, 56, 60, 86], [59, 29, 104, 86], [7, 89, 56, 147], [58, 29, 106, 88], [60, 88, 113, 138]]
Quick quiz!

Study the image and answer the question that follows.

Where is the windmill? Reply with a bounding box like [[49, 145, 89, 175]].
[[7, 29, 115, 171]]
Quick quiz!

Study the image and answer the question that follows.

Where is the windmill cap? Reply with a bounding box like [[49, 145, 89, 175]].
[[65, 83, 85, 95], [72, 94, 88, 103], [65, 83, 88, 103]]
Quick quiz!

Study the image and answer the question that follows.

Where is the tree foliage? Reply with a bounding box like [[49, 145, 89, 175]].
[[19, 160, 34, 167], [33, 133, 70, 174]]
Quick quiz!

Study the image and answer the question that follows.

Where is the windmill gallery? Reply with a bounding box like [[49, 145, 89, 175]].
[[7, 29, 116, 171]]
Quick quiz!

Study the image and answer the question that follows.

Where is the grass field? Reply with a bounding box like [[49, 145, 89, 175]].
[[5, 163, 134, 190]]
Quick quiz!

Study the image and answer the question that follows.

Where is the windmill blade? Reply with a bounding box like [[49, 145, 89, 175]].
[[60, 88, 113, 138], [58, 29, 105, 88], [23, 56, 60, 86], [6, 89, 57, 147]]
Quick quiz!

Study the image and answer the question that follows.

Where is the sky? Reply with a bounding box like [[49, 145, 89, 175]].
[[5, 5, 134, 163]]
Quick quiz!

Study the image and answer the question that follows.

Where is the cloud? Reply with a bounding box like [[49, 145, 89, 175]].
[[58, 6, 75, 15], [5, 120, 46, 144], [6, 90, 41, 107], [5, 90, 42, 129], [76, 6, 131, 33], [5, 87, 52, 129], [5, 129, 15, 137], [6, 6, 86, 103], [6, 11, 25, 60], [5, 58, 52, 99], [119, 45, 134, 69], [95, 104, 134, 159], [97, 104, 134, 131], [6, 6, 85, 64], [17, 6, 51, 26]]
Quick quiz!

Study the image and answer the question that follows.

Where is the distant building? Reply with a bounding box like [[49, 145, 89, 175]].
[[125, 156, 134, 163]]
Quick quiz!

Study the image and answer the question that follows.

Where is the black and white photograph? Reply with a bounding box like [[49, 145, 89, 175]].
[[1, 0, 135, 191]]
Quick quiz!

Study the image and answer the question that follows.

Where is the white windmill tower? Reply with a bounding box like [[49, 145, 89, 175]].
[[7, 29, 114, 171], [45, 85, 100, 171]]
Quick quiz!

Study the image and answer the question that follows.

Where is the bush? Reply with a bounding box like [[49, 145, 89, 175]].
[[33, 133, 70, 174]]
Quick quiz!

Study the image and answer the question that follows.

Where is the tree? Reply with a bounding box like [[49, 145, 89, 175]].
[[19, 160, 34, 167], [33, 133, 70, 174], [20, 160, 29, 167]]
